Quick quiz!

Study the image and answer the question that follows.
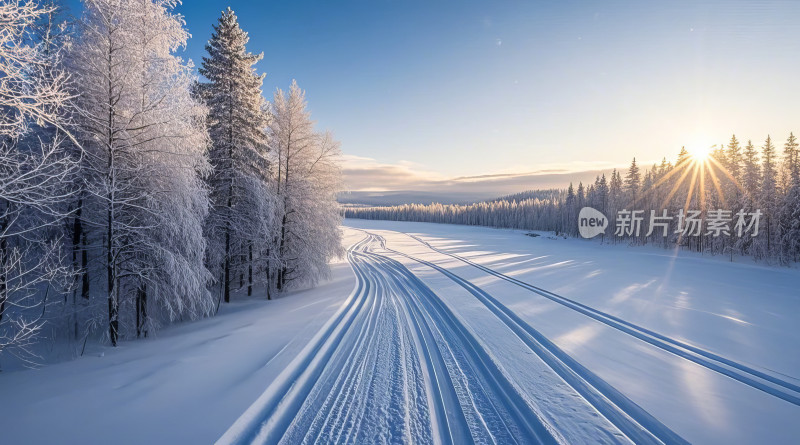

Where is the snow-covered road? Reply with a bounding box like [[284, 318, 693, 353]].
[[222, 223, 800, 444]]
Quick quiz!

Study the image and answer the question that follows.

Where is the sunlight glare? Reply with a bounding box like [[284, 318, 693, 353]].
[[688, 144, 712, 161]]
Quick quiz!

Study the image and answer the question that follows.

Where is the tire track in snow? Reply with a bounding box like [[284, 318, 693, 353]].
[[222, 233, 570, 444], [223, 231, 690, 444], [219, 234, 472, 444], [294, 236, 555, 444], [359, 230, 686, 445], [218, 235, 374, 444], [287, 239, 458, 445], [356, 241, 558, 444], [398, 231, 800, 407]]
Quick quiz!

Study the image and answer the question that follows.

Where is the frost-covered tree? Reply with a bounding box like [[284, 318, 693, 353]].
[[0, 1, 72, 138], [783, 133, 799, 186], [754, 136, 778, 257], [69, 0, 213, 345], [741, 140, 761, 203], [563, 183, 575, 236], [125, 0, 214, 336], [197, 7, 271, 303], [779, 133, 800, 262], [724, 135, 743, 206], [269, 81, 342, 291], [625, 157, 641, 208], [594, 174, 608, 214], [733, 140, 761, 256], [0, 0, 78, 359]]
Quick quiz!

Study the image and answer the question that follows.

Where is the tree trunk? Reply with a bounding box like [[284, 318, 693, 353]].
[[71, 198, 83, 339], [136, 284, 147, 338], [72, 196, 90, 300], [247, 242, 253, 296], [81, 230, 89, 300], [107, 208, 118, 347], [277, 213, 287, 291], [0, 212, 7, 327], [106, 44, 119, 347], [223, 229, 230, 303], [265, 248, 271, 300], [135, 286, 140, 338], [223, 169, 233, 303], [239, 253, 244, 289]]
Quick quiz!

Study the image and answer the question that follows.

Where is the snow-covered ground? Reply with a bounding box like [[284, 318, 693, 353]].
[[2, 222, 799, 444], [335, 220, 800, 444], [0, 232, 362, 444]]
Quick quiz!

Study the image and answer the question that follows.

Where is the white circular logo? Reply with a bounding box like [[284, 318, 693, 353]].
[[578, 207, 608, 238]]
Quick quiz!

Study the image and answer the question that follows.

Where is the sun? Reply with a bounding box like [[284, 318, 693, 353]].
[[653, 137, 746, 216], [688, 144, 712, 161]]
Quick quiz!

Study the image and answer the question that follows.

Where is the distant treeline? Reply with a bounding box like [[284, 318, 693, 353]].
[[346, 134, 800, 264], [486, 189, 565, 204]]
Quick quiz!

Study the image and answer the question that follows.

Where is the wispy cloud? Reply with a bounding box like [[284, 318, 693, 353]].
[[341, 155, 447, 192], [342, 155, 629, 199]]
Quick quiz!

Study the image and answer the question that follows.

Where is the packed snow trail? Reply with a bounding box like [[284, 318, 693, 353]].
[[398, 232, 800, 407], [363, 232, 685, 444], [221, 233, 686, 444]]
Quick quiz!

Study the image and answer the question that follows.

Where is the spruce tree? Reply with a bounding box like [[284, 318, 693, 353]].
[[676, 146, 690, 167], [564, 183, 575, 236], [742, 140, 761, 197], [726, 135, 742, 184], [759, 136, 778, 256], [779, 133, 800, 262], [198, 8, 270, 303], [597, 174, 608, 213], [784, 133, 799, 186], [625, 157, 641, 207]]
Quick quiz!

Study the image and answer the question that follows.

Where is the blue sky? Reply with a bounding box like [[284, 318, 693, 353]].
[[66, 1, 800, 194]]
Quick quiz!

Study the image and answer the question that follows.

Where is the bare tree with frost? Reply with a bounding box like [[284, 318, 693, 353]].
[[69, 0, 212, 345], [0, 0, 78, 361], [269, 81, 343, 292]]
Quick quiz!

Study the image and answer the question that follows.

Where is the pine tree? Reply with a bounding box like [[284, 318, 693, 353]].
[[197, 8, 270, 303], [726, 135, 742, 184], [731, 140, 760, 256], [564, 183, 575, 236], [759, 135, 778, 257], [625, 157, 641, 207], [658, 157, 670, 177], [676, 146, 690, 168], [779, 183, 800, 263], [742, 140, 761, 198], [597, 174, 608, 214], [779, 133, 800, 262], [784, 133, 799, 186]]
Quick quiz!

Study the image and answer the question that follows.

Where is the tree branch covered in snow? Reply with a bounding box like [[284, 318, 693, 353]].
[[0, 0, 79, 359]]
